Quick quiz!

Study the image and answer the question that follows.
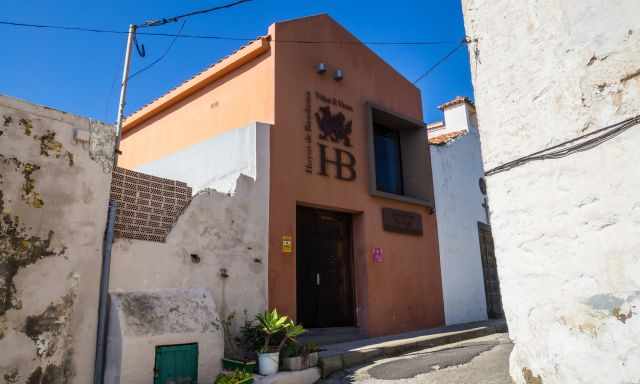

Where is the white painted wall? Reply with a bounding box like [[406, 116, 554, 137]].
[[462, 1, 640, 383], [430, 101, 489, 325], [136, 122, 270, 194]]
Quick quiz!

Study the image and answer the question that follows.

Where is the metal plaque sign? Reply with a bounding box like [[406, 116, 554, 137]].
[[382, 208, 423, 236]]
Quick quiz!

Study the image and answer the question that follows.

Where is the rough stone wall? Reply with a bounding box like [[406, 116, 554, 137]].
[[461, 1, 640, 383], [430, 114, 488, 325], [110, 167, 192, 242], [0, 95, 114, 383]]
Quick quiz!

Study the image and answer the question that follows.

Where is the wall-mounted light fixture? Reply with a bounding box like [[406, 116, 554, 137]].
[[334, 69, 344, 81], [316, 63, 327, 74]]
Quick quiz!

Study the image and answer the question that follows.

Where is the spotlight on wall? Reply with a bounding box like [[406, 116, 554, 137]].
[[334, 69, 344, 81], [316, 63, 327, 74]]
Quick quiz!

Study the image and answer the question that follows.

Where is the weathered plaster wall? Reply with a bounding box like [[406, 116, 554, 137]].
[[462, 1, 640, 383], [110, 145, 269, 378], [430, 103, 488, 325], [0, 95, 114, 383], [105, 289, 223, 384]]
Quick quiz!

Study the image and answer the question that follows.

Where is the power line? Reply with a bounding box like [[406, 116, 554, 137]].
[[140, 0, 253, 27], [413, 38, 467, 83], [0, 20, 458, 46], [485, 114, 640, 176], [129, 20, 187, 79]]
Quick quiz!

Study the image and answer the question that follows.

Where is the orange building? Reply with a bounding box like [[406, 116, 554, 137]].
[[119, 14, 443, 337]]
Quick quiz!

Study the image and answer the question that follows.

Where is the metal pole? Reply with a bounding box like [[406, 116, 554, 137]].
[[113, 23, 136, 168], [93, 24, 136, 384], [94, 200, 118, 384]]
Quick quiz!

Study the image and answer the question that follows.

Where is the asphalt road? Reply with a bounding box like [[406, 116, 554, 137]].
[[320, 333, 514, 384]]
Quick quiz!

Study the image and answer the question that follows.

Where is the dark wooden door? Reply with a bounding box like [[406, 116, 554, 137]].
[[297, 206, 355, 328], [478, 223, 504, 319]]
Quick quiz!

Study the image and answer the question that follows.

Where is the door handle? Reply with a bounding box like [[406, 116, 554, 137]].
[[316, 273, 320, 286]]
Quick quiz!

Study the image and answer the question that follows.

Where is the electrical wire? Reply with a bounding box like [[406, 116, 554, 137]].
[[0, 20, 458, 46], [129, 20, 187, 79], [485, 114, 640, 176], [413, 38, 467, 83], [140, 0, 253, 27]]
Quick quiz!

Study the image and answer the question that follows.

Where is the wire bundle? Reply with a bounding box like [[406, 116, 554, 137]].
[[485, 114, 640, 176]]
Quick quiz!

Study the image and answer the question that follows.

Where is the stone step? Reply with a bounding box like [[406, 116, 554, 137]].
[[299, 327, 364, 346], [317, 319, 508, 378]]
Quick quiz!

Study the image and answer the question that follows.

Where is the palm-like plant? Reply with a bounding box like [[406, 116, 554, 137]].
[[277, 320, 306, 351], [255, 310, 307, 353], [256, 309, 289, 352]]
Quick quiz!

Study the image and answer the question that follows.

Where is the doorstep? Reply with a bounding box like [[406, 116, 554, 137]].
[[318, 319, 507, 378], [253, 367, 321, 384]]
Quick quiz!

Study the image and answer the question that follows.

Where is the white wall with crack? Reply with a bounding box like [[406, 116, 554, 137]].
[[0, 95, 114, 384], [461, 1, 640, 383]]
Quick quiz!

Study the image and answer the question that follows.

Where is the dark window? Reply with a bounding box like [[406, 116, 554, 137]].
[[374, 124, 404, 195]]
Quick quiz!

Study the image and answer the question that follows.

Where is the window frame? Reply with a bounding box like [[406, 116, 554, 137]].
[[373, 123, 405, 195], [366, 102, 434, 208]]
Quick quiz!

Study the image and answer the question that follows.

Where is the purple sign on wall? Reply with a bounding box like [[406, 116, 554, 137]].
[[372, 247, 384, 263]]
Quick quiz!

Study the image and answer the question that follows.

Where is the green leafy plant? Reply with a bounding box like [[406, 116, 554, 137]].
[[256, 309, 288, 352], [214, 369, 252, 384], [254, 309, 306, 353]]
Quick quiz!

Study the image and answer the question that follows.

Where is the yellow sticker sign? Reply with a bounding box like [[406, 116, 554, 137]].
[[281, 235, 293, 253]]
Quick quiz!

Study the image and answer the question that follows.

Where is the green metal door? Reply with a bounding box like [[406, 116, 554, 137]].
[[154, 343, 198, 384]]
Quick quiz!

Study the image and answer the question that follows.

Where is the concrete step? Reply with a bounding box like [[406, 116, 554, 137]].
[[317, 319, 508, 378], [299, 327, 364, 346], [254, 367, 321, 384]]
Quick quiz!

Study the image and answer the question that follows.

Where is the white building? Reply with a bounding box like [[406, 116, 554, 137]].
[[429, 96, 503, 325], [462, 1, 640, 383]]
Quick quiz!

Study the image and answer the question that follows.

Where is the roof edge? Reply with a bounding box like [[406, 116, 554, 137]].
[[437, 96, 475, 111], [123, 36, 271, 134]]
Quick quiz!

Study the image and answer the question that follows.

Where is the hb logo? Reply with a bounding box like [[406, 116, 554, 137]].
[[318, 143, 356, 181]]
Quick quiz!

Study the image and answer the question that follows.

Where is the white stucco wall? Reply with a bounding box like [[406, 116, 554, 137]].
[[136, 122, 270, 194], [462, 1, 640, 383], [0, 95, 114, 383], [430, 104, 489, 325]]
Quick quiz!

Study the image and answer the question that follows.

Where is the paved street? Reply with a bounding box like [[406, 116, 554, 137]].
[[320, 333, 513, 384]]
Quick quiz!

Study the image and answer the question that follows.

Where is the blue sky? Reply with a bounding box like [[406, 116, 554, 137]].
[[1, 0, 473, 124]]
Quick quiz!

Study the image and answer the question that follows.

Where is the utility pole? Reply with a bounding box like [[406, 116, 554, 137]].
[[112, 23, 136, 168], [94, 23, 135, 384]]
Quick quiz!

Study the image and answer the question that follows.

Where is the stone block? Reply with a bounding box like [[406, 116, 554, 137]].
[[254, 367, 321, 384], [319, 355, 343, 378]]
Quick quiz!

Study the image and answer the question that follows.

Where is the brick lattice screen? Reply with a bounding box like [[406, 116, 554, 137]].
[[110, 167, 192, 242]]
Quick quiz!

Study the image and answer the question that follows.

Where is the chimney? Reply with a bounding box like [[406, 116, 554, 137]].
[[438, 96, 477, 135]]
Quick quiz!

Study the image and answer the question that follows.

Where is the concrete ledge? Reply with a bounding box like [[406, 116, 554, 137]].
[[254, 367, 321, 384], [318, 319, 507, 378]]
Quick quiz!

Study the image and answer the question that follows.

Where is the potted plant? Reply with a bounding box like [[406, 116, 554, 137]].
[[281, 341, 322, 371], [220, 314, 257, 374], [255, 309, 306, 375], [214, 369, 253, 384]]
